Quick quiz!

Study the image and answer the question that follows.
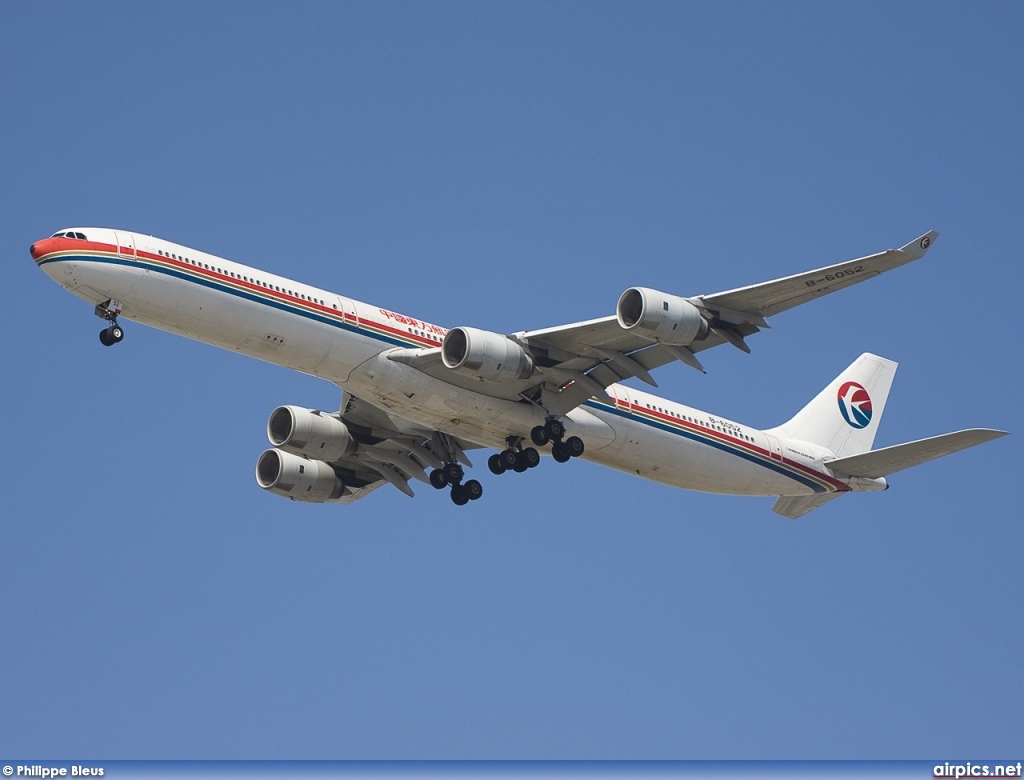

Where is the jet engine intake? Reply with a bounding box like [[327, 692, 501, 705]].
[[256, 448, 344, 503], [441, 327, 534, 383], [616, 288, 709, 346], [267, 405, 356, 461]]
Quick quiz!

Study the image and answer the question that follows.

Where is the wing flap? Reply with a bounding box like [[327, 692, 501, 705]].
[[825, 428, 1008, 478], [327, 390, 484, 500]]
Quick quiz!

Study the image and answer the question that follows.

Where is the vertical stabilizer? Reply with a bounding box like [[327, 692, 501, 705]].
[[769, 353, 898, 457]]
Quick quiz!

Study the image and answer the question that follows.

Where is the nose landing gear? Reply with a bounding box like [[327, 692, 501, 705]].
[[95, 299, 125, 347]]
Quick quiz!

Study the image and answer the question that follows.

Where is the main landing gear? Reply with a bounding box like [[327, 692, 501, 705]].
[[95, 299, 125, 347], [487, 418, 585, 482], [488, 438, 541, 476], [429, 461, 483, 506], [528, 417, 585, 464]]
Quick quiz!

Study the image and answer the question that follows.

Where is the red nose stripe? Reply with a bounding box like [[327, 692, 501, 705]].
[[30, 238, 60, 260]]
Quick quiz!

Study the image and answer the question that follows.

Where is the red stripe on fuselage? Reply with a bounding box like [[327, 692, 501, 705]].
[[627, 401, 849, 492], [36, 239, 444, 347]]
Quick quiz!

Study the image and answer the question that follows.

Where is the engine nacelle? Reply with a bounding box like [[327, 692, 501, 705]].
[[256, 449, 345, 503], [267, 405, 356, 461], [616, 287, 709, 346], [441, 326, 534, 383]]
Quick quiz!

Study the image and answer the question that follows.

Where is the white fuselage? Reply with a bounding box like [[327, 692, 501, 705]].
[[34, 228, 853, 498]]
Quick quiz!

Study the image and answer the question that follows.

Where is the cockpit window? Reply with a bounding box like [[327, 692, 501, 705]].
[[50, 231, 88, 240]]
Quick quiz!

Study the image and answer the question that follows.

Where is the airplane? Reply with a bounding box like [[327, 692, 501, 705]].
[[30, 228, 1007, 518]]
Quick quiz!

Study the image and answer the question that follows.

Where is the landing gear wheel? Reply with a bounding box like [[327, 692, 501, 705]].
[[552, 443, 571, 463], [429, 469, 448, 489], [544, 418, 565, 441], [565, 436, 585, 458], [521, 447, 540, 469], [464, 479, 483, 501], [499, 449, 519, 470], [450, 485, 470, 506], [488, 454, 506, 475], [443, 462, 464, 485], [513, 458, 529, 473], [96, 300, 125, 347], [530, 426, 549, 446]]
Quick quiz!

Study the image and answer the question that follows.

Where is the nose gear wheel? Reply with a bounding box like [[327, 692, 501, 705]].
[[95, 299, 125, 347]]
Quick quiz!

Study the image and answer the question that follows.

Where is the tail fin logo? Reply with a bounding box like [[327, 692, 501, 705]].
[[837, 381, 873, 429]]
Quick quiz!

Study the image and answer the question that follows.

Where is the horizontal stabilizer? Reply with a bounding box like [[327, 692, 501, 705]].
[[825, 428, 1008, 478], [772, 493, 841, 519]]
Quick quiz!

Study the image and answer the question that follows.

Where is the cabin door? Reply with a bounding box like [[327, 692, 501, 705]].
[[114, 231, 136, 260]]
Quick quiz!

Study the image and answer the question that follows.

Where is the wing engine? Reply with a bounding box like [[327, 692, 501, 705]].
[[267, 405, 356, 460], [255, 396, 483, 504], [256, 448, 345, 503], [441, 326, 535, 383], [616, 287, 710, 346]]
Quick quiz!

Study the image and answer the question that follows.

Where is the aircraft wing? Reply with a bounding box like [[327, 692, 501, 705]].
[[699, 230, 939, 317], [511, 231, 939, 413], [324, 391, 481, 502], [391, 231, 938, 416]]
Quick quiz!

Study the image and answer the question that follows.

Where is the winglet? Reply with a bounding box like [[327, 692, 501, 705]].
[[898, 230, 939, 260]]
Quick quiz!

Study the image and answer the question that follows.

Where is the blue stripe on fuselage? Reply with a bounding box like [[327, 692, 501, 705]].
[[38, 253, 410, 348], [583, 400, 827, 493]]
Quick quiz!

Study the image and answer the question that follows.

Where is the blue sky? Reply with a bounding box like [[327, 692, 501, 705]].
[[2, 1, 1021, 760]]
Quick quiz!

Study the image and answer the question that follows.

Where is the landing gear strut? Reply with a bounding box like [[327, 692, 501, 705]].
[[95, 299, 125, 347], [428, 461, 483, 506], [529, 417, 585, 464]]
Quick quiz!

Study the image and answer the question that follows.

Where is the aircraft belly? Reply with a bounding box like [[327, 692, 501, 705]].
[[45, 257, 139, 307], [344, 353, 616, 452]]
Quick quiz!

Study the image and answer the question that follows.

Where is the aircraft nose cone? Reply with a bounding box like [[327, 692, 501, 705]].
[[30, 238, 56, 260]]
